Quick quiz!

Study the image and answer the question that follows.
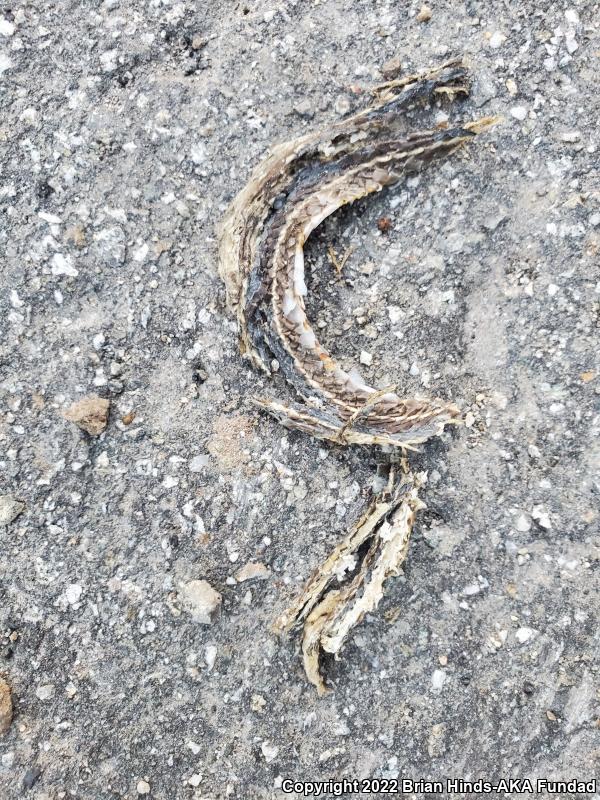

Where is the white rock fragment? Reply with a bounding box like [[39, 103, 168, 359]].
[[515, 513, 531, 532], [0, 495, 25, 526], [65, 583, 83, 605], [162, 475, 179, 489], [136, 780, 150, 795], [489, 31, 506, 48], [39, 211, 62, 224], [100, 49, 118, 71], [188, 774, 202, 788], [510, 106, 527, 121], [190, 143, 206, 164], [565, 34, 578, 54], [9, 290, 23, 309], [488, 629, 508, 649], [36, 684, 55, 701], [133, 242, 149, 262], [261, 741, 279, 763], [20, 107, 37, 125], [189, 454, 209, 472], [589, 213, 600, 228], [205, 645, 217, 671], [0, 54, 12, 74], [186, 740, 202, 755], [181, 580, 222, 624], [334, 95, 351, 116], [431, 669, 447, 690], [560, 131, 580, 143], [0, 17, 15, 36], [359, 350, 373, 366], [51, 253, 78, 277], [387, 305, 403, 324], [532, 506, 552, 529], [564, 9, 579, 25], [515, 627, 535, 644]]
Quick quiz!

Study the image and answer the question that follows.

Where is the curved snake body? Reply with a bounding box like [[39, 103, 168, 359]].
[[218, 59, 496, 692]]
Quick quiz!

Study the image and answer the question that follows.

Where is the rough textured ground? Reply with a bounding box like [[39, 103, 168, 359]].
[[1, 1, 599, 798]]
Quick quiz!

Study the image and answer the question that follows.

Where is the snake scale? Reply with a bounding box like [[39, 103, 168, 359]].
[[218, 59, 496, 693]]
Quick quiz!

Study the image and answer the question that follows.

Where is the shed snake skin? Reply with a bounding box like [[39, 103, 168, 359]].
[[218, 59, 497, 693]]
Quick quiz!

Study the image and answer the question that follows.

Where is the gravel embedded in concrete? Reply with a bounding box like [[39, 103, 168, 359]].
[[1, 1, 599, 797]]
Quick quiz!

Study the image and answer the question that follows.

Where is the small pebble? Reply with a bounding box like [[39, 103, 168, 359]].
[[416, 5, 432, 22], [560, 131, 580, 143], [180, 580, 222, 624], [431, 669, 446, 690], [515, 513, 531, 532], [63, 395, 110, 436], [35, 683, 55, 701], [532, 506, 552, 529], [136, 780, 150, 795], [0, 495, 25, 526], [359, 350, 373, 366], [589, 212, 600, 228], [333, 95, 351, 116], [189, 454, 210, 472], [205, 644, 217, 671], [510, 106, 527, 121], [261, 741, 279, 763], [515, 627, 535, 644], [235, 562, 271, 583]]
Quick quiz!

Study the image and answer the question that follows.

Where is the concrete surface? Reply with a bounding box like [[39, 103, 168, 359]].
[[1, 1, 599, 798]]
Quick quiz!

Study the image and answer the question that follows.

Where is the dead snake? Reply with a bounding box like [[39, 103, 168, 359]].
[[218, 59, 496, 693]]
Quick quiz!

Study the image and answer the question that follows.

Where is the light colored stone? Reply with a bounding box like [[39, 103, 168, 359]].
[[416, 5, 431, 22], [532, 506, 552, 529], [189, 454, 210, 472], [510, 106, 527, 121], [0, 495, 25, 526], [515, 627, 535, 644], [65, 584, 83, 605], [63, 395, 110, 436], [136, 780, 150, 795], [235, 562, 271, 583], [36, 683, 55, 701], [51, 253, 78, 277], [261, 741, 279, 762], [0, 17, 15, 36], [515, 513, 531, 532], [431, 669, 447, 690], [181, 580, 222, 624]]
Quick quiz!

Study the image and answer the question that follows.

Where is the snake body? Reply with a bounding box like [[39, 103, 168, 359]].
[[218, 59, 496, 691]]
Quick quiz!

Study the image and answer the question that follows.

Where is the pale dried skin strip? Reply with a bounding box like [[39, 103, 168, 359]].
[[282, 472, 424, 695], [273, 472, 418, 634], [320, 483, 424, 655]]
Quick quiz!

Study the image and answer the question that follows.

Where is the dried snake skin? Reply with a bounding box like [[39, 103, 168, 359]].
[[218, 59, 496, 692], [219, 59, 495, 447]]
